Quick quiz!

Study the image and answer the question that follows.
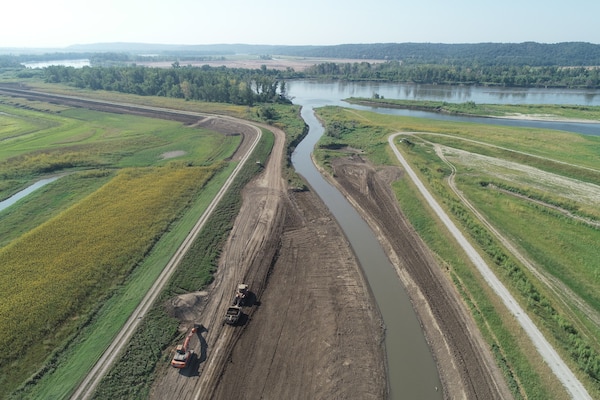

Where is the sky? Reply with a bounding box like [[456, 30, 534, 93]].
[[2, 0, 599, 48]]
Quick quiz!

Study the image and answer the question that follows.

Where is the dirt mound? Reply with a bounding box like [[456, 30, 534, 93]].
[[165, 291, 208, 324]]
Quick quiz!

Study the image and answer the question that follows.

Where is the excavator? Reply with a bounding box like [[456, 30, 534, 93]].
[[171, 326, 198, 368]]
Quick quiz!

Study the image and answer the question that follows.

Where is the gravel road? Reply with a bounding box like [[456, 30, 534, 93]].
[[388, 132, 591, 399]]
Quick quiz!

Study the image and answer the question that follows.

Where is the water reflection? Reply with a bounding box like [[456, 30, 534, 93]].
[[287, 80, 600, 106], [287, 80, 600, 136]]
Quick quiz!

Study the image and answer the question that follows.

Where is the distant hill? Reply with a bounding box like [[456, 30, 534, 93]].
[[63, 42, 600, 67]]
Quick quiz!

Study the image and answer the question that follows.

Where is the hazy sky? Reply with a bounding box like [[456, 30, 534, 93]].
[[2, 0, 599, 48]]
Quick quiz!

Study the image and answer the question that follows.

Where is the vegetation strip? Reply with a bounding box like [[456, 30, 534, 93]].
[[0, 166, 215, 391], [89, 128, 274, 399]]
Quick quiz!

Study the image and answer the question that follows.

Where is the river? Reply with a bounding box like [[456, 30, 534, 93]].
[[287, 80, 600, 399]]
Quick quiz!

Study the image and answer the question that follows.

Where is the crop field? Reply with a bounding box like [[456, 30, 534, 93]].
[[0, 95, 243, 397], [315, 106, 600, 398]]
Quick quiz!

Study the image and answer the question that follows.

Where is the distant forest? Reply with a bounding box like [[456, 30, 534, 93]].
[[59, 42, 600, 66], [3, 42, 600, 92], [301, 62, 600, 88], [4, 41, 600, 66], [282, 42, 600, 66]]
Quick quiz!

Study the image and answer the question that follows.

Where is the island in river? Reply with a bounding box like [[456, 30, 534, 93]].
[[346, 97, 600, 123]]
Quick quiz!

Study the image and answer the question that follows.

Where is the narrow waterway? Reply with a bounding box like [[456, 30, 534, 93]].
[[292, 105, 443, 400], [0, 177, 60, 212]]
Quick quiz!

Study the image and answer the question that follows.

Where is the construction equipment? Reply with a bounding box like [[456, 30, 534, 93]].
[[171, 327, 198, 368], [223, 284, 249, 325], [224, 306, 242, 325], [233, 283, 249, 306]]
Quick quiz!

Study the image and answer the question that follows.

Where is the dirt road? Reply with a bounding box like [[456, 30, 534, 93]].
[[151, 118, 388, 399]]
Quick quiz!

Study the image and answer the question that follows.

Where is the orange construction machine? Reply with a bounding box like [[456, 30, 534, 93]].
[[171, 327, 198, 368]]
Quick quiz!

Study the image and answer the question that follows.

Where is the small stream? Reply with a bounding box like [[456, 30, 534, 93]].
[[0, 177, 60, 212], [292, 105, 443, 400]]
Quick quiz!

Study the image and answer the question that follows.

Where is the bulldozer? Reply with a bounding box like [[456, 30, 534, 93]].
[[232, 283, 249, 307], [171, 326, 197, 368], [224, 284, 249, 325]]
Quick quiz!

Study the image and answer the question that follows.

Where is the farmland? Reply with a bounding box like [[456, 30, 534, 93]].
[[0, 93, 243, 397], [3, 79, 598, 399]]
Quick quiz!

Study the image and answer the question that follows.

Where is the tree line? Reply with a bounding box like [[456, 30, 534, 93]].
[[43, 64, 290, 105], [27, 41, 600, 66], [302, 61, 600, 88], [286, 42, 600, 66]]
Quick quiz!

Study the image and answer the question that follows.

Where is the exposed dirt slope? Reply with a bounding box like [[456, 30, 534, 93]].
[[151, 119, 387, 399], [211, 189, 386, 400]]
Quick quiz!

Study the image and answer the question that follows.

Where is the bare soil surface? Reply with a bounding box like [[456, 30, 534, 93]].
[[151, 121, 388, 399], [0, 85, 510, 399]]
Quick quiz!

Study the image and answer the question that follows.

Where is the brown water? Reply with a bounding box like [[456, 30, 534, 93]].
[[292, 105, 443, 400]]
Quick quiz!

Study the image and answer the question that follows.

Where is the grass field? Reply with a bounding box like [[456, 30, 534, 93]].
[[314, 106, 600, 398], [0, 93, 245, 398]]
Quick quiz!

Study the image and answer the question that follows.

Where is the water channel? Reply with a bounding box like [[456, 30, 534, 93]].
[[288, 80, 600, 399], [0, 176, 60, 213]]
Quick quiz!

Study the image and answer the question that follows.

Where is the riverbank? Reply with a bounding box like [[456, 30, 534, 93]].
[[346, 98, 600, 123]]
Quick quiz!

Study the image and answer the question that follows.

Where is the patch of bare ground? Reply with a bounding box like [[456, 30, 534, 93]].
[[329, 155, 513, 400], [165, 292, 209, 322], [212, 188, 387, 399], [160, 150, 187, 159]]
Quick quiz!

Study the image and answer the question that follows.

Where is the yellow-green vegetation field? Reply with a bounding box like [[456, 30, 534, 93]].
[[0, 93, 245, 397], [0, 165, 215, 378], [315, 106, 600, 399]]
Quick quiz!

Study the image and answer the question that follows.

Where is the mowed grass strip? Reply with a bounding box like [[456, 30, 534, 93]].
[[0, 164, 217, 389]]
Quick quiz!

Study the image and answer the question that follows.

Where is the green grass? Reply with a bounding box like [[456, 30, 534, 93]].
[[314, 105, 600, 398], [458, 175, 600, 312], [0, 94, 243, 398], [0, 171, 113, 248], [0, 98, 240, 197]]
